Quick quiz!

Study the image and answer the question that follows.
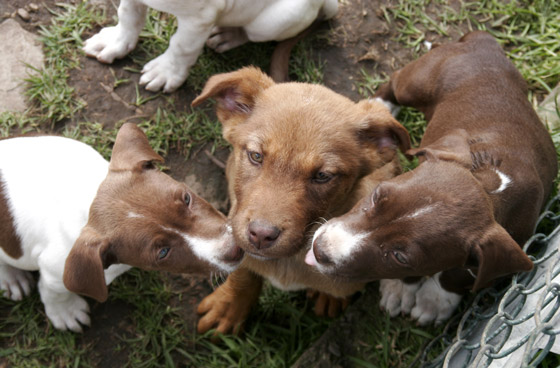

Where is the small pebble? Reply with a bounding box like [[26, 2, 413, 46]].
[[17, 8, 30, 21], [28, 3, 39, 12]]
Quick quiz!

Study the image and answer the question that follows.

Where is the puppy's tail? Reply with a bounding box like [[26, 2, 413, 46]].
[[269, 20, 323, 83]]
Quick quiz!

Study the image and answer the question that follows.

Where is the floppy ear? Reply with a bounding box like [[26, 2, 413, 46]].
[[407, 129, 472, 168], [63, 227, 115, 302], [109, 123, 164, 172], [470, 223, 533, 291], [191, 67, 275, 127], [356, 99, 411, 161]]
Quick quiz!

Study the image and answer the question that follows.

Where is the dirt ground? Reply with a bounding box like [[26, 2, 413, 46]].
[[0, 0, 477, 365]]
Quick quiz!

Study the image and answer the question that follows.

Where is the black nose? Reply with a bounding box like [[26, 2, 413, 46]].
[[313, 233, 333, 265], [248, 220, 281, 250]]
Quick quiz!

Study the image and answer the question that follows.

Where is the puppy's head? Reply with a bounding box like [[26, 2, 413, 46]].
[[307, 136, 533, 290], [63, 123, 243, 302], [193, 67, 410, 260]]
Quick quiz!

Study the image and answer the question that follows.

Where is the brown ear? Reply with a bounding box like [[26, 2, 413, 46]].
[[191, 67, 275, 127], [356, 100, 411, 161], [109, 123, 164, 172], [407, 129, 472, 168], [470, 223, 533, 291], [63, 227, 113, 302]]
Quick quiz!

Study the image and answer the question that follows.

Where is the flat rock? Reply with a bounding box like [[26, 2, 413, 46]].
[[0, 18, 44, 113]]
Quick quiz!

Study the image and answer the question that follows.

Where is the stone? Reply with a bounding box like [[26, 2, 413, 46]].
[[17, 8, 30, 21], [537, 83, 560, 130], [0, 19, 44, 113]]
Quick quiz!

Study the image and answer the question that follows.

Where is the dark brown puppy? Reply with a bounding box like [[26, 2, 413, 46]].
[[192, 67, 411, 335], [307, 31, 558, 324]]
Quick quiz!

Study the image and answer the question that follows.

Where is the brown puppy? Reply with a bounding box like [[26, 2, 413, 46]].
[[307, 31, 558, 325], [192, 67, 411, 335]]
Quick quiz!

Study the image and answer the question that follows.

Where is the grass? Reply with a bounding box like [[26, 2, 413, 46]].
[[1, 0, 560, 367]]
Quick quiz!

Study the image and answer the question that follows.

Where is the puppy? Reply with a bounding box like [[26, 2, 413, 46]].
[[83, 0, 338, 92], [306, 31, 558, 325], [0, 123, 243, 332], [191, 67, 411, 335]]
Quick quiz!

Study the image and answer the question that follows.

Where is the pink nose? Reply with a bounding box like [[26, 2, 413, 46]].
[[248, 220, 281, 250]]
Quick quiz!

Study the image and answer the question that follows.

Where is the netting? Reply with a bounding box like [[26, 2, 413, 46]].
[[416, 194, 560, 368]]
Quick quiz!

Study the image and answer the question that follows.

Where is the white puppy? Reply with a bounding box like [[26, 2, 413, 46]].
[[83, 0, 338, 92]]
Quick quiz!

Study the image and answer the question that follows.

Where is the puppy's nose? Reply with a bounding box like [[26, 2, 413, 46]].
[[248, 220, 281, 250], [312, 233, 333, 265]]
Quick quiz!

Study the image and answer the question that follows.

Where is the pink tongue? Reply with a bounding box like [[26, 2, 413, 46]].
[[305, 248, 317, 266]]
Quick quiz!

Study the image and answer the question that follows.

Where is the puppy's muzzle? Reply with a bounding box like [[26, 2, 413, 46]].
[[247, 220, 282, 250], [311, 232, 334, 266]]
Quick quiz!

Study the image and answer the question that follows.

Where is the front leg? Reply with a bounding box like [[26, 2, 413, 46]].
[[379, 278, 422, 317], [139, 16, 215, 92], [307, 290, 351, 317], [411, 273, 462, 325], [0, 264, 34, 301], [197, 267, 262, 338], [38, 277, 91, 332], [83, 0, 146, 63]]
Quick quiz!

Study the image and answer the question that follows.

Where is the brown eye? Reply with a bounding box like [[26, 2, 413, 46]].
[[248, 151, 263, 165], [313, 171, 333, 184]]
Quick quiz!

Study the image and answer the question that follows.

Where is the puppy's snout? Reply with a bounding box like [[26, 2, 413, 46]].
[[247, 220, 281, 250], [312, 233, 333, 266]]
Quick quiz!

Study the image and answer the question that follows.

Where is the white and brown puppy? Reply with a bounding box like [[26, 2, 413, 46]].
[[191, 67, 411, 336], [0, 123, 242, 332], [306, 31, 558, 325], [83, 0, 338, 92]]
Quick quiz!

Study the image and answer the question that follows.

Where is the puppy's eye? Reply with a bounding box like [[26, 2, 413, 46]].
[[247, 151, 263, 165], [158, 248, 170, 260], [392, 251, 407, 265], [184, 192, 191, 206], [313, 171, 333, 184]]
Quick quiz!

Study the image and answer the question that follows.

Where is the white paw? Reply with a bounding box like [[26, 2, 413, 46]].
[[206, 27, 249, 53], [410, 275, 462, 325], [139, 52, 189, 92], [43, 292, 91, 333], [83, 26, 138, 64], [379, 279, 421, 317], [0, 265, 34, 301]]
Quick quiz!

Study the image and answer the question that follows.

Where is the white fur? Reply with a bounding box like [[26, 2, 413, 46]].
[[181, 232, 237, 273], [401, 204, 438, 220], [0, 137, 131, 332], [379, 278, 421, 317], [309, 220, 368, 269], [373, 97, 401, 117], [83, 0, 338, 92], [492, 168, 512, 193], [410, 273, 463, 325]]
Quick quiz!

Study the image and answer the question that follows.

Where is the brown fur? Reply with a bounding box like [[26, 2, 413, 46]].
[[192, 67, 410, 335], [311, 31, 558, 292], [63, 123, 242, 302], [0, 175, 22, 259]]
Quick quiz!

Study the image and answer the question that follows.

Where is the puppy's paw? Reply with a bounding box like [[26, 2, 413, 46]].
[[307, 289, 350, 317], [206, 27, 249, 53], [197, 284, 256, 340], [43, 293, 91, 333], [138, 52, 190, 93], [0, 265, 34, 301], [410, 276, 462, 325], [82, 26, 138, 64], [379, 279, 421, 317]]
